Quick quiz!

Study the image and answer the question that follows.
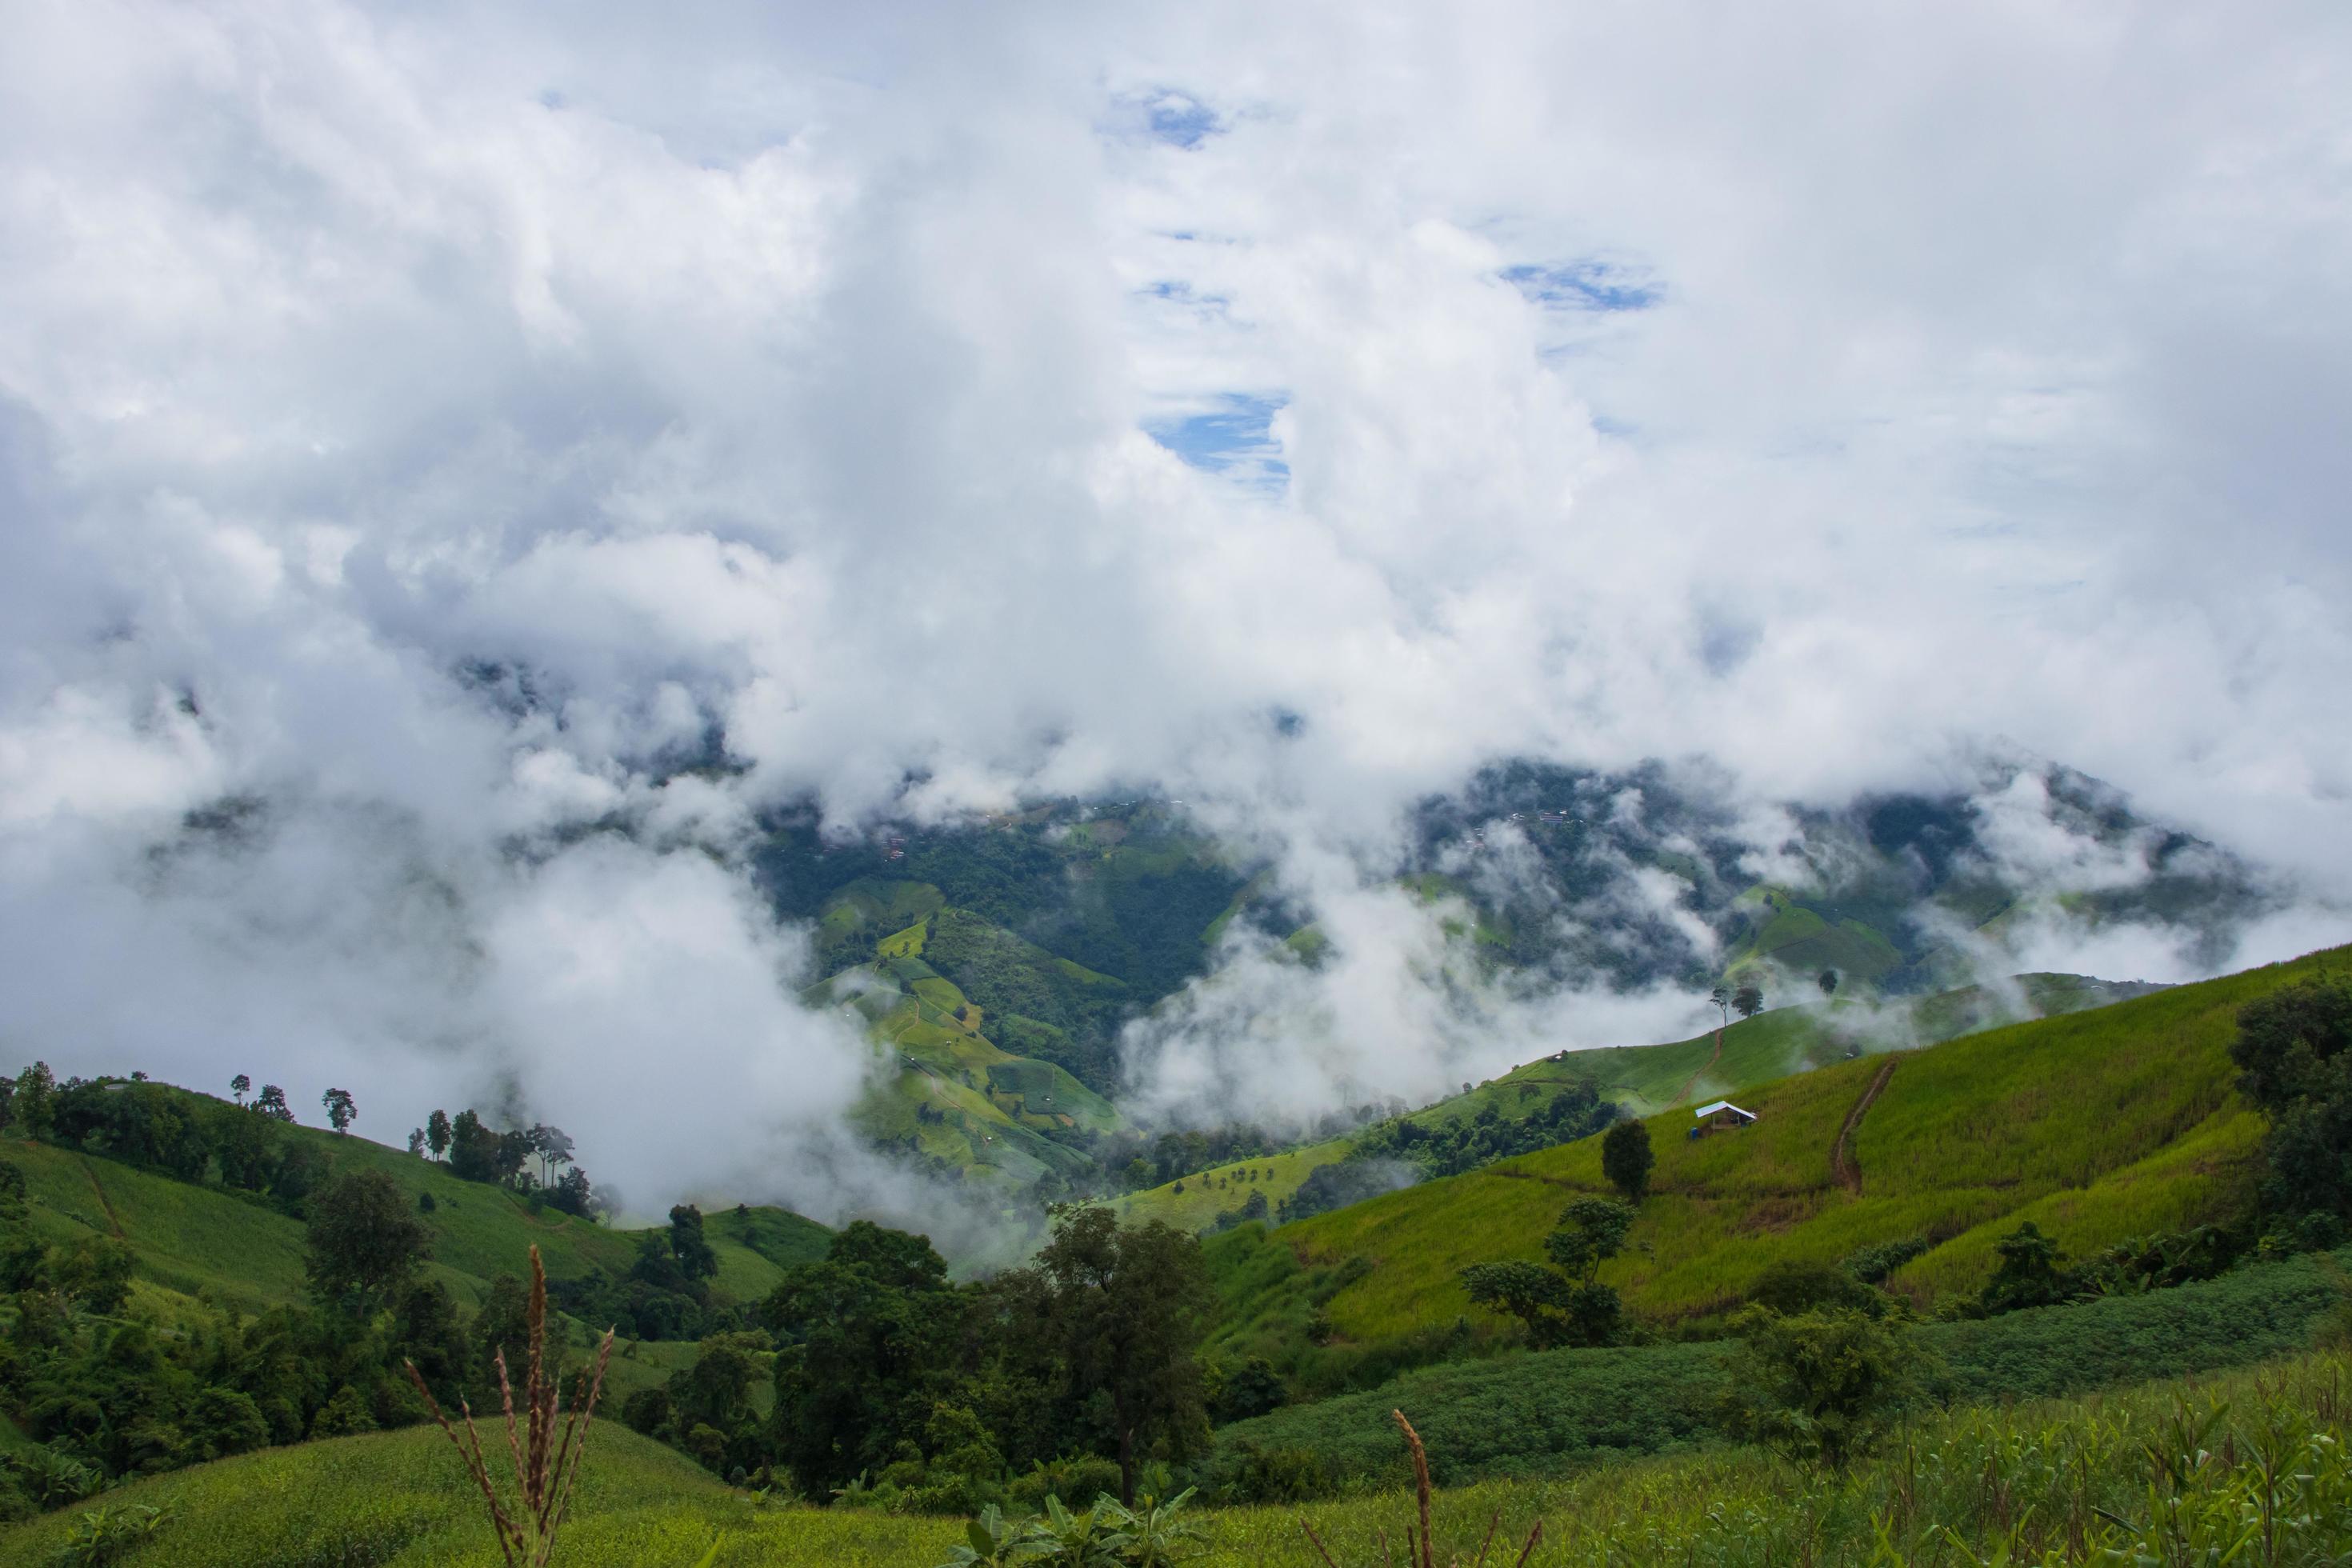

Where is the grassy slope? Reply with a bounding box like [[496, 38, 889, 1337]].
[[1123, 971, 2159, 1231], [1111, 1140, 1355, 1232], [1234, 946, 2344, 1351], [5, 1117, 820, 1315], [2, 1113, 828, 1405]]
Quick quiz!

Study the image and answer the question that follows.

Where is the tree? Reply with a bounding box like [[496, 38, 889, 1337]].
[[447, 1109, 520, 1184], [550, 1166, 598, 1218], [426, 1109, 451, 1162], [1545, 1196, 1636, 1282], [1818, 970, 1839, 998], [1979, 1221, 2069, 1314], [1034, 1207, 1214, 1508], [1732, 981, 1766, 1020], [2229, 982, 2352, 1224], [407, 1127, 426, 1158], [12, 1062, 57, 1139], [322, 1086, 356, 1134], [669, 1204, 718, 1282], [528, 1125, 576, 1186], [1718, 1305, 1918, 1469], [254, 1083, 294, 1122], [1708, 986, 1730, 1032], [305, 1169, 432, 1313], [230, 1073, 250, 1106], [1460, 1195, 1635, 1349], [2230, 981, 2352, 1112], [1601, 1119, 1654, 1202], [763, 1222, 964, 1494], [1459, 1258, 1574, 1342]]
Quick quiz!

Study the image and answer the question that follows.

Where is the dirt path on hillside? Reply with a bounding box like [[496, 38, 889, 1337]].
[[1831, 1059, 1898, 1194], [78, 1157, 126, 1238], [1674, 1026, 1726, 1106]]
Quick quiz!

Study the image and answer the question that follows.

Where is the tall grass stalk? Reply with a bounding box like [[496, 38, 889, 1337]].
[[403, 1244, 614, 1567]]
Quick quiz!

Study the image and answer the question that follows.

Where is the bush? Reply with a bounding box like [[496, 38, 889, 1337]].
[[1747, 1259, 1887, 1318], [1006, 1456, 1122, 1512], [1201, 1440, 1334, 1503], [1717, 1306, 1922, 1469]]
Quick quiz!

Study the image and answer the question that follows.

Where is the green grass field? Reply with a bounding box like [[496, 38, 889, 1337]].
[[11, 1334, 2351, 1566], [1206, 946, 2343, 1362]]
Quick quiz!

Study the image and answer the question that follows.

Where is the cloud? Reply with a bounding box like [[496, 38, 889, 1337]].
[[0, 1, 2347, 1210]]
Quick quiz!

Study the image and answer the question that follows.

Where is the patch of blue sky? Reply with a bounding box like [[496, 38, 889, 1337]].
[[1502, 259, 1661, 312], [1104, 89, 1223, 150], [1146, 393, 1290, 494]]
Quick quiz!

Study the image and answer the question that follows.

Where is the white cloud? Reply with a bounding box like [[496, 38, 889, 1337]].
[[0, 1, 2347, 1208]]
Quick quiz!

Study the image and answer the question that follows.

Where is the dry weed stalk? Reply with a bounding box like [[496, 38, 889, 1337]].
[[1297, 1410, 1542, 1568], [405, 1244, 615, 1568]]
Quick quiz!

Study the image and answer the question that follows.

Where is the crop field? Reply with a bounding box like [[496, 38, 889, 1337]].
[[1217, 1246, 2351, 1483], [1242, 946, 2342, 1346], [12, 1338, 2352, 1566]]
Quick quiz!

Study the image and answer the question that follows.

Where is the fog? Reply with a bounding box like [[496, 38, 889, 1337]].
[[2, 2, 2347, 1220]]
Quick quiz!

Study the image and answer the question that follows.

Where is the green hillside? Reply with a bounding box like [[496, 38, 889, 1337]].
[[833, 955, 1122, 1193], [5, 1108, 823, 1320], [1118, 970, 2158, 1230], [1202, 946, 2342, 1373], [1, 1095, 826, 1422], [1112, 1139, 1354, 1231]]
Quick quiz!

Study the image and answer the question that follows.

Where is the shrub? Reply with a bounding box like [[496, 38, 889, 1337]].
[[1717, 1305, 1921, 1470]]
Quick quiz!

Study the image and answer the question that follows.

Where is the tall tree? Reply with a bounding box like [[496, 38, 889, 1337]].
[[12, 1062, 56, 1139], [762, 1221, 963, 1494], [230, 1073, 250, 1106], [254, 1083, 294, 1122], [1732, 980, 1766, 1020], [426, 1109, 451, 1162], [1022, 1206, 1214, 1506], [305, 1169, 432, 1314], [321, 1087, 357, 1134], [1601, 1118, 1654, 1202], [669, 1204, 718, 1282], [529, 1125, 576, 1186], [406, 1127, 426, 1158]]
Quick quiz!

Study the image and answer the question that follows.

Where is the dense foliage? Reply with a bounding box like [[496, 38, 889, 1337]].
[[0, 1154, 498, 1521], [2231, 978, 2352, 1231], [609, 1207, 1225, 1514], [1350, 1079, 1619, 1179]]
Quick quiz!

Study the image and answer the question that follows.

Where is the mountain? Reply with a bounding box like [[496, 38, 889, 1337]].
[[756, 755, 2268, 1191]]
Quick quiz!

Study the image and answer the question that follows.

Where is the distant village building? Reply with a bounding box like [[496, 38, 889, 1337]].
[[1691, 1099, 1758, 1138]]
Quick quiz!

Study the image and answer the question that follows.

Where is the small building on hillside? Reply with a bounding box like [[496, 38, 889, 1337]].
[[1690, 1099, 1758, 1138]]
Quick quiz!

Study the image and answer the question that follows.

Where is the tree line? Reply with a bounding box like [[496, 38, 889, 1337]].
[[622, 1206, 1225, 1514]]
